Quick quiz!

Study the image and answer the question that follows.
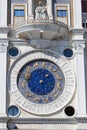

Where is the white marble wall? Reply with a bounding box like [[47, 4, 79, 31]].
[[0, 0, 7, 27]]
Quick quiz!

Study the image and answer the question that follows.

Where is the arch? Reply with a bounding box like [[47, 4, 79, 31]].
[[34, 0, 46, 8], [33, 0, 46, 17]]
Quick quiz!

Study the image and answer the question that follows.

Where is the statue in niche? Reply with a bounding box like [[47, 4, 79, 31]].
[[35, 1, 48, 19]]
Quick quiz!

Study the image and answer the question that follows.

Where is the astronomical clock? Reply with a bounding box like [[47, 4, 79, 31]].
[[9, 49, 75, 115]]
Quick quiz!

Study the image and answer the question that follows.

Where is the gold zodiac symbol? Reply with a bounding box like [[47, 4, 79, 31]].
[[50, 66, 58, 72], [44, 98, 48, 103], [25, 92, 34, 97], [42, 62, 46, 67], [56, 75, 62, 80], [57, 83, 62, 90], [34, 97, 39, 101], [54, 93, 58, 98], [26, 66, 30, 72], [21, 81, 26, 88], [33, 62, 39, 67], [24, 73, 30, 80]]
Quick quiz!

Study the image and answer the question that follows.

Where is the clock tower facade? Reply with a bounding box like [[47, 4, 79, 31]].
[[0, 0, 87, 130]]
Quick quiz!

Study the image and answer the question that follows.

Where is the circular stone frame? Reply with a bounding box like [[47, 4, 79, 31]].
[[63, 48, 74, 59], [8, 47, 20, 58], [9, 50, 75, 115], [64, 106, 75, 117], [7, 105, 20, 117]]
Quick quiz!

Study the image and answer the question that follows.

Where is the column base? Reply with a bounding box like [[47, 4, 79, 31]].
[[49, 15, 53, 20], [0, 123, 7, 130], [28, 15, 34, 20], [0, 113, 7, 117]]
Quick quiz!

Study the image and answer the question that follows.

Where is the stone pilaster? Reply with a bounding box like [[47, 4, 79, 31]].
[[73, 40, 86, 115], [47, 0, 53, 19], [0, 40, 8, 117], [28, 0, 34, 19], [0, 123, 7, 130], [73, 0, 82, 28], [0, 40, 8, 130]]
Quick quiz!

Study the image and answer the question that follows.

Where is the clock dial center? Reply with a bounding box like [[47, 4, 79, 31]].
[[28, 68, 55, 95], [39, 80, 44, 84]]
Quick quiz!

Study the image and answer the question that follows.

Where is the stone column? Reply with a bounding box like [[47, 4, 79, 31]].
[[73, 0, 82, 28], [47, 0, 53, 20], [73, 40, 86, 114], [28, 0, 34, 19]]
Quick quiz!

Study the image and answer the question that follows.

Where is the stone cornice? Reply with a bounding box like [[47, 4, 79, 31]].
[[70, 28, 86, 35], [0, 27, 9, 34], [0, 39, 9, 44], [1, 117, 87, 124]]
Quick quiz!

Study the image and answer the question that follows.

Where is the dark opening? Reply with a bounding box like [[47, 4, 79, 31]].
[[82, 1, 87, 12], [8, 47, 19, 57], [63, 48, 73, 58], [64, 106, 75, 116], [8, 105, 19, 116]]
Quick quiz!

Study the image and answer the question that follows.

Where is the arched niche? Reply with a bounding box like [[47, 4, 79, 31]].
[[34, 0, 46, 8], [33, 0, 46, 17], [32, 0, 53, 19]]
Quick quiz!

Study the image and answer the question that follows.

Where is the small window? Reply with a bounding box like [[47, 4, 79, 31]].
[[8, 47, 19, 57], [57, 10, 67, 17], [8, 105, 19, 117], [14, 9, 25, 17], [63, 48, 73, 58], [64, 106, 75, 116]]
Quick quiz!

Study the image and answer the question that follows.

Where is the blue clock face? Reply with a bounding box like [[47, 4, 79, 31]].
[[17, 59, 65, 104], [28, 68, 55, 95]]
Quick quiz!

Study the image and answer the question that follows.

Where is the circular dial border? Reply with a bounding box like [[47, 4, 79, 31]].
[[9, 50, 75, 115]]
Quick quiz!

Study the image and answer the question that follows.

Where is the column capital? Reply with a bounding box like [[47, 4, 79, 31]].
[[71, 29, 85, 35], [70, 28, 85, 41], [0, 123, 7, 130], [72, 40, 85, 53], [0, 39, 8, 52]]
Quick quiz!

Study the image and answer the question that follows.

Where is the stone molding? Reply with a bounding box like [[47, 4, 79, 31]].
[[0, 117, 87, 124], [72, 40, 85, 53], [0, 41, 8, 52]]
